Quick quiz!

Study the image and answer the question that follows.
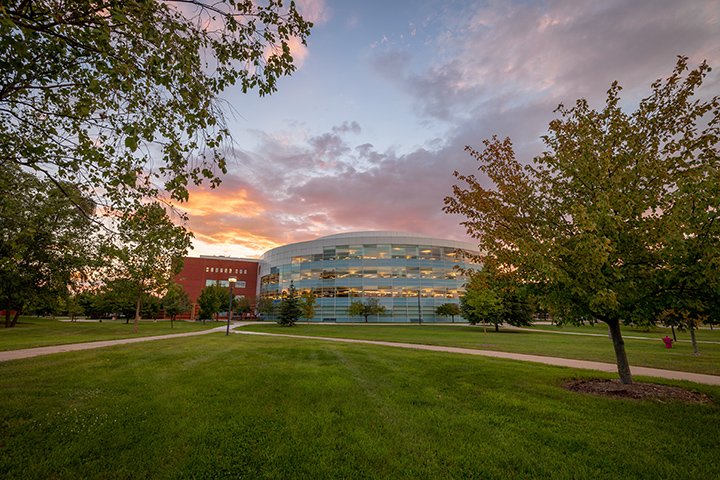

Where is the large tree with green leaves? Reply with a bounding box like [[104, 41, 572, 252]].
[[1, 0, 312, 215], [113, 202, 191, 332], [445, 57, 719, 384], [0, 166, 97, 327]]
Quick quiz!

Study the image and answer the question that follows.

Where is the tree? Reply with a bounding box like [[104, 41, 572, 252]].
[[0, 166, 97, 327], [299, 291, 317, 322], [100, 278, 140, 320], [436, 303, 461, 323], [198, 284, 226, 323], [256, 297, 276, 320], [114, 203, 192, 333], [444, 57, 719, 384], [62, 295, 85, 322], [348, 299, 386, 323], [278, 282, 301, 326], [1, 1, 312, 216], [235, 297, 252, 318], [162, 283, 191, 328], [460, 273, 503, 331]]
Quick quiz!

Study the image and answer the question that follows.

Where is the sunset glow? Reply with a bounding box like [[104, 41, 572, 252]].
[[182, 0, 718, 259]]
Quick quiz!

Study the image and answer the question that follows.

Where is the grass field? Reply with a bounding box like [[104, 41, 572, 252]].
[[0, 317, 218, 351], [239, 323, 720, 376], [1, 333, 718, 479]]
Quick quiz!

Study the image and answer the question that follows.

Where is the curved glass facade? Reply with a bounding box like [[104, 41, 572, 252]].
[[259, 232, 479, 322]]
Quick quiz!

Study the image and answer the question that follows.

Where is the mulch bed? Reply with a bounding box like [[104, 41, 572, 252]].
[[564, 378, 713, 404]]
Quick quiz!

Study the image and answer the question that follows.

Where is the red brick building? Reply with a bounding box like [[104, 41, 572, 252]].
[[175, 256, 259, 320]]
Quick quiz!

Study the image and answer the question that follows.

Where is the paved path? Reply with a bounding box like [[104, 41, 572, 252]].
[[508, 325, 720, 345], [0, 323, 255, 362], [3, 323, 719, 386], [234, 330, 720, 386]]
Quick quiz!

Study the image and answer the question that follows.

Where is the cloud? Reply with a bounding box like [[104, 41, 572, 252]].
[[296, 0, 330, 25], [184, 119, 479, 256], [184, 0, 719, 258], [371, 0, 720, 126]]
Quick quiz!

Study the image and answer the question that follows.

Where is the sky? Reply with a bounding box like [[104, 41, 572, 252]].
[[183, 0, 720, 259]]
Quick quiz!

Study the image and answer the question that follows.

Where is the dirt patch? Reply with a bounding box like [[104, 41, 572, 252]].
[[564, 378, 713, 404]]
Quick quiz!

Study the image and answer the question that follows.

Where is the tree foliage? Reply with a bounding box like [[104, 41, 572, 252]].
[[460, 269, 533, 331], [1, 0, 312, 213], [348, 298, 386, 323], [111, 202, 191, 332], [299, 291, 317, 321], [0, 166, 97, 327], [198, 284, 227, 322], [162, 282, 191, 327], [436, 303, 461, 322], [256, 296, 276, 319], [234, 296, 252, 316], [444, 57, 719, 383], [278, 281, 300, 326]]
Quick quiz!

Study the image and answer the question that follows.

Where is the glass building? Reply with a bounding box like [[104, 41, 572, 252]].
[[259, 231, 479, 322]]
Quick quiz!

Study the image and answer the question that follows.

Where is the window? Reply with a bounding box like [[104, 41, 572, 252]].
[[362, 268, 377, 278], [348, 245, 363, 259], [335, 245, 350, 260]]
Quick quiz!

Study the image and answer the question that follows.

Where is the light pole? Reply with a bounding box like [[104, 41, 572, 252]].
[[226, 277, 236, 336], [417, 289, 422, 324]]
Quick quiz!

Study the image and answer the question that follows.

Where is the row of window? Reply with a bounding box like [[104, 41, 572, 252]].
[[261, 286, 462, 299], [290, 244, 474, 263], [205, 267, 250, 274], [261, 266, 465, 284], [205, 279, 248, 288]]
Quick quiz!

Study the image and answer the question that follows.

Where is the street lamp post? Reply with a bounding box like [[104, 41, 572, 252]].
[[226, 277, 236, 336], [417, 289, 422, 324]]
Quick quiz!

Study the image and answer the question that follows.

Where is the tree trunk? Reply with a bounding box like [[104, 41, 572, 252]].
[[606, 320, 633, 384], [451, 315, 455, 323], [9, 310, 21, 328], [171, 314, 175, 328], [4, 309, 10, 328], [494, 323, 499, 332], [689, 323, 699, 356], [133, 296, 142, 334], [671, 325, 677, 342], [364, 315, 368, 323]]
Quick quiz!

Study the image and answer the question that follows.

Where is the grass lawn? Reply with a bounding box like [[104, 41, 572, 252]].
[[0, 334, 718, 479], [239, 323, 720, 376], [0, 317, 219, 351], [531, 322, 720, 342]]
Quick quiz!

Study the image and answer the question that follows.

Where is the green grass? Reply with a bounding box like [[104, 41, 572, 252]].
[[0, 333, 718, 479], [239, 323, 720, 376], [531, 322, 720, 341], [0, 317, 219, 351]]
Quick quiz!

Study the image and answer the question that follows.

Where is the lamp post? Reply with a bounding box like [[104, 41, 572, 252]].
[[226, 277, 236, 336], [417, 289, 422, 324]]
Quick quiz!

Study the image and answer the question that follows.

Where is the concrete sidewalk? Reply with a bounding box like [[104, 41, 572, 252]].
[[3, 323, 719, 386], [0, 322, 256, 362], [234, 330, 720, 386]]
